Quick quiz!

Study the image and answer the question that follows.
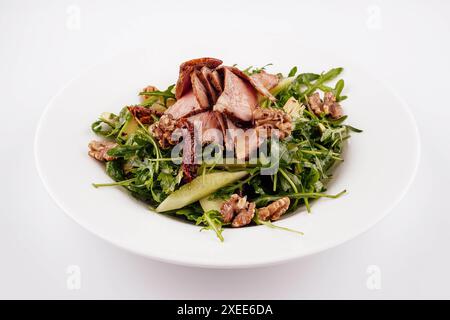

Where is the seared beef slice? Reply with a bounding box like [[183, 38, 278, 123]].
[[213, 68, 257, 123]]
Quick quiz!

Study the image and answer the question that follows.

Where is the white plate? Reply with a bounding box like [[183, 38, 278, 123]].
[[35, 46, 420, 268]]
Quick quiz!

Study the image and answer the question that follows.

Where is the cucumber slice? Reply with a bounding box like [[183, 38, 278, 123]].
[[199, 197, 224, 212], [156, 171, 248, 212]]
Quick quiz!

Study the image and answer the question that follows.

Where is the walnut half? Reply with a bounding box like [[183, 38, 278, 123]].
[[220, 194, 256, 228], [149, 114, 179, 149], [88, 140, 117, 162], [307, 92, 343, 119], [257, 197, 290, 221], [253, 107, 292, 140]]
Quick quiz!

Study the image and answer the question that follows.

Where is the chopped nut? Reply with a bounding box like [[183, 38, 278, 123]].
[[308, 92, 323, 115], [88, 140, 117, 162], [141, 85, 159, 102], [149, 114, 179, 148], [232, 202, 256, 228], [307, 92, 343, 119], [323, 92, 343, 119], [257, 197, 290, 221], [253, 107, 292, 140], [220, 194, 244, 223], [220, 194, 256, 228]]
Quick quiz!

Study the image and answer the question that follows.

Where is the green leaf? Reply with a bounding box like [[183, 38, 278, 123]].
[[288, 66, 298, 77], [105, 160, 125, 181], [196, 210, 224, 242], [175, 207, 202, 222], [253, 215, 303, 235], [346, 125, 363, 133], [107, 145, 142, 158], [321, 67, 343, 82], [334, 79, 345, 100], [295, 73, 320, 85]]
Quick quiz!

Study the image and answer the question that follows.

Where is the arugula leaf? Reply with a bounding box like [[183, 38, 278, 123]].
[[105, 160, 125, 181], [288, 66, 298, 77], [253, 215, 303, 235], [334, 79, 345, 101], [243, 63, 273, 75], [196, 210, 225, 242], [175, 207, 202, 222]]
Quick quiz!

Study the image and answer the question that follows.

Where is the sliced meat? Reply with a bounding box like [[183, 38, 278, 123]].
[[165, 90, 203, 120], [250, 71, 280, 90], [213, 68, 258, 123], [187, 111, 223, 145], [224, 117, 239, 151], [175, 57, 223, 99], [191, 70, 210, 109], [176, 118, 198, 182], [217, 66, 276, 102], [214, 111, 226, 139], [197, 66, 218, 104], [209, 70, 223, 94], [223, 117, 260, 160]]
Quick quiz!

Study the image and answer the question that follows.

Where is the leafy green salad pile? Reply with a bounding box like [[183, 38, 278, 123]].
[[90, 65, 361, 241]]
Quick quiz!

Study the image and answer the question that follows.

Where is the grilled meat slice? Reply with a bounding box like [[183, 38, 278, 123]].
[[223, 117, 260, 160], [191, 70, 210, 109], [250, 70, 280, 90], [209, 70, 224, 94], [187, 111, 223, 145], [213, 68, 258, 123], [165, 90, 203, 120], [175, 57, 223, 99], [217, 66, 276, 102], [176, 118, 198, 182], [197, 66, 219, 104]]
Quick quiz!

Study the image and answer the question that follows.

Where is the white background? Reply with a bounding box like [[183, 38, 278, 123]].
[[1, 0, 449, 299]]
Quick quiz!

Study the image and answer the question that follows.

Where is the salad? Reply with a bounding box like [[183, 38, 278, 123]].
[[89, 57, 360, 241]]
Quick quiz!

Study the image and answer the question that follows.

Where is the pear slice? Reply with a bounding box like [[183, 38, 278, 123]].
[[156, 171, 248, 212], [199, 197, 224, 212]]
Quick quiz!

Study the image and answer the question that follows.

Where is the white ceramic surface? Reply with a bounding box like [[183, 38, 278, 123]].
[[35, 47, 420, 268]]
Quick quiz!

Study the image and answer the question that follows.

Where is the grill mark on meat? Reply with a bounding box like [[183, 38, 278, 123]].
[[175, 57, 222, 99]]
